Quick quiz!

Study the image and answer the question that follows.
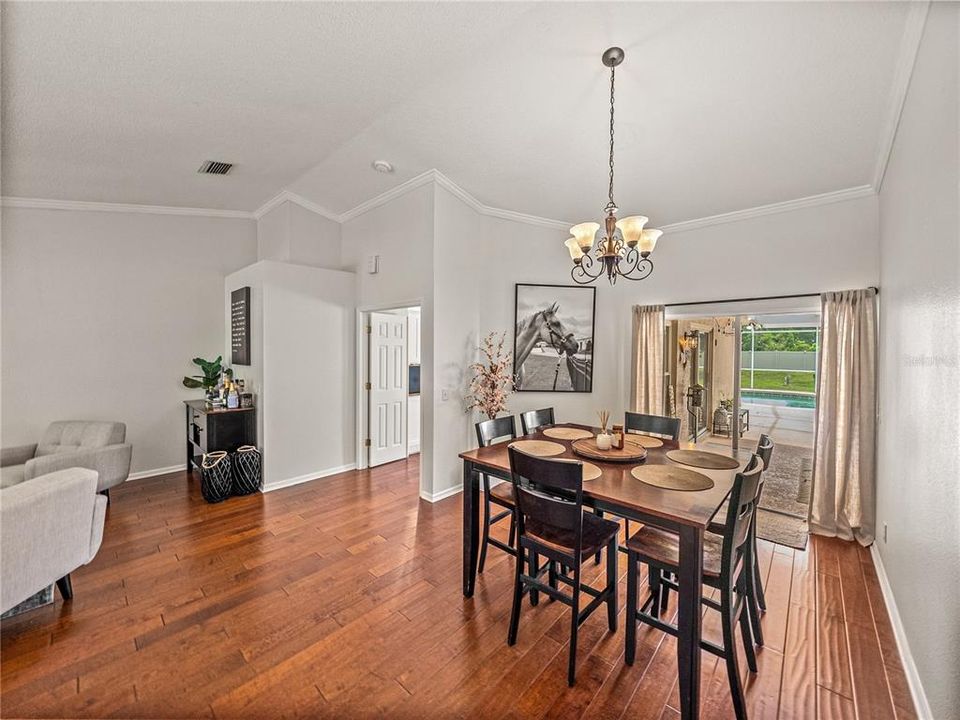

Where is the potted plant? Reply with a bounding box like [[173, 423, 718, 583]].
[[182, 356, 223, 399], [466, 332, 514, 420]]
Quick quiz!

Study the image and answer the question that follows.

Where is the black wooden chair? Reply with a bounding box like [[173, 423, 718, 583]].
[[519, 407, 555, 435], [624, 411, 681, 440], [474, 416, 519, 573], [507, 447, 619, 686], [624, 455, 764, 720]]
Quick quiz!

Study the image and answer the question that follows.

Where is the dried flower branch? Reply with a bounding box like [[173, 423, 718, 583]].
[[466, 331, 515, 420]]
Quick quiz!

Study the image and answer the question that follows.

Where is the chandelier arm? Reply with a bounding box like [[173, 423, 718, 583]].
[[571, 252, 603, 284], [618, 255, 654, 282]]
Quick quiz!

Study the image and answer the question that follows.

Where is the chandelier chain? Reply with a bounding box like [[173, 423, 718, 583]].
[[608, 64, 616, 208]]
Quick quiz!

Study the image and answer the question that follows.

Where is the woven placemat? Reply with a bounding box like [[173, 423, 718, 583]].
[[626, 434, 664, 449], [631, 464, 714, 491], [582, 462, 602, 481], [509, 440, 566, 457], [542, 427, 594, 441], [666, 449, 739, 470]]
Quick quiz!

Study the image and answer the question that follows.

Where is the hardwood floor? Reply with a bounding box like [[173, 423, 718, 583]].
[[1, 457, 916, 719]]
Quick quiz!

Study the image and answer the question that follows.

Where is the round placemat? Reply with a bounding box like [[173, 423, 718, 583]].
[[509, 439, 566, 457], [582, 462, 602, 481], [666, 449, 740, 470], [630, 464, 715, 491], [625, 434, 664, 449], [571, 438, 647, 463], [542, 427, 594, 441]]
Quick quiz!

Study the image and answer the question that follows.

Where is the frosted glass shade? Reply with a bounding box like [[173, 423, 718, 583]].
[[564, 237, 584, 261], [638, 228, 662, 256], [570, 222, 600, 252], [615, 216, 648, 248]]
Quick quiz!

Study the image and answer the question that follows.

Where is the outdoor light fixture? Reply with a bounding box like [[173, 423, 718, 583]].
[[567, 47, 664, 286]]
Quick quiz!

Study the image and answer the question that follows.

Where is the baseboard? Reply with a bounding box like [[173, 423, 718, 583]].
[[127, 464, 186, 481], [261, 463, 357, 493], [869, 544, 933, 719], [407, 442, 420, 454], [419, 485, 463, 503]]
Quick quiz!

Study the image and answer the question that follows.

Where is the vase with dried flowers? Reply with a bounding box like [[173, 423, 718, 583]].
[[596, 409, 612, 450], [466, 332, 515, 420]]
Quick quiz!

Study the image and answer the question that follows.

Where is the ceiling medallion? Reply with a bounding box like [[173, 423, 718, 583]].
[[565, 47, 663, 286]]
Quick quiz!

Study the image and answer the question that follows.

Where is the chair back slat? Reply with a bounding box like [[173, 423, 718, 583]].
[[720, 454, 764, 576], [756, 434, 774, 470], [476, 416, 517, 447], [520, 408, 555, 435], [508, 447, 583, 536], [624, 412, 681, 441]]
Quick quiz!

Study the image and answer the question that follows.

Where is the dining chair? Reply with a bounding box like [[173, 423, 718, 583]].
[[624, 411, 681, 440], [507, 447, 619, 686], [474, 416, 519, 573], [625, 455, 764, 720], [519, 407, 555, 435]]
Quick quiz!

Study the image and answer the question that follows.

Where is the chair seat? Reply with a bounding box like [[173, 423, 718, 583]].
[[526, 512, 619, 559], [489, 482, 514, 506], [626, 525, 725, 578]]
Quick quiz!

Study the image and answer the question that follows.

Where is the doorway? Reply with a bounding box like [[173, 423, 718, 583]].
[[357, 304, 422, 469]]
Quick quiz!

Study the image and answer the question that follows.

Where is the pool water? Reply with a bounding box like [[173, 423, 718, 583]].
[[741, 390, 816, 409]]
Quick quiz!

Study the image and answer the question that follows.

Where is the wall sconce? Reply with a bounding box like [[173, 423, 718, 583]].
[[678, 331, 699, 367]]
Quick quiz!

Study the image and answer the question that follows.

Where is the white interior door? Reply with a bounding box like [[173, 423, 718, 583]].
[[369, 312, 408, 466]]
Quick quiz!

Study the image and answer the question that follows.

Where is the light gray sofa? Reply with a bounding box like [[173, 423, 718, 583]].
[[0, 467, 107, 614], [1, 421, 132, 496]]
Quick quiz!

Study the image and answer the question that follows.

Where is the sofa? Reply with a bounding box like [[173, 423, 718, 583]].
[[1, 421, 132, 495], [0, 467, 107, 614]]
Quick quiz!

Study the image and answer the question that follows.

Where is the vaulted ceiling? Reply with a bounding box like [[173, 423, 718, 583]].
[[1, 2, 914, 226]]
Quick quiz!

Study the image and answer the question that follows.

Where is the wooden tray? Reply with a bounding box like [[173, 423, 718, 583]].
[[666, 449, 740, 470], [630, 464, 714, 491], [543, 427, 594, 441], [508, 440, 566, 457], [571, 438, 647, 463]]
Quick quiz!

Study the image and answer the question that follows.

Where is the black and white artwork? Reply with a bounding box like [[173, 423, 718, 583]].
[[513, 284, 595, 393]]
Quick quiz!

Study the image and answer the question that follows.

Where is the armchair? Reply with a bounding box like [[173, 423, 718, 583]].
[[1, 421, 132, 495], [0, 468, 107, 614]]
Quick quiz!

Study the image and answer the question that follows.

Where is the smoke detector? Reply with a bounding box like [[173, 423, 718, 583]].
[[371, 160, 394, 174], [198, 160, 233, 175]]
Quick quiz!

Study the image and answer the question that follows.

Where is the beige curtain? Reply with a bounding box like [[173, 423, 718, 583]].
[[631, 305, 665, 415], [809, 288, 878, 545]]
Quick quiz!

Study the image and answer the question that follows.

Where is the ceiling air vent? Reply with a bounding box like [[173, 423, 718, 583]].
[[197, 160, 233, 175]]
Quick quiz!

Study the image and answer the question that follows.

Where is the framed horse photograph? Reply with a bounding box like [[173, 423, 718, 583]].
[[513, 283, 596, 393]]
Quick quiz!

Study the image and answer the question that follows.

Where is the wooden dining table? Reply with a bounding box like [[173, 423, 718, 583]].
[[459, 423, 752, 720]]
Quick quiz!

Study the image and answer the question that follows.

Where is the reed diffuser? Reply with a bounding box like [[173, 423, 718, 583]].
[[596, 410, 612, 450]]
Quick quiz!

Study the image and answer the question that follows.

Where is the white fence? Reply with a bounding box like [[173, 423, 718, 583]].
[[740, 350, 817, 372]]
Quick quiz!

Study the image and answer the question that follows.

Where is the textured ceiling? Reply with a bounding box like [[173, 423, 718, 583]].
[[2, 2, 912, 225]]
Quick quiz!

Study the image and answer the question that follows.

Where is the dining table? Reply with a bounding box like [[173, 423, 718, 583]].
[[459, 423, 752, 720]]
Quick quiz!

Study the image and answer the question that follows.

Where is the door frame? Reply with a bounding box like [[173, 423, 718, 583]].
[[355, 299, 423, 472]]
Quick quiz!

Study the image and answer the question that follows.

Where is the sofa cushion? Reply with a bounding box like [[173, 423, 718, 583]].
[[36, 421, 126, 457], [1, 464, 26, 489]]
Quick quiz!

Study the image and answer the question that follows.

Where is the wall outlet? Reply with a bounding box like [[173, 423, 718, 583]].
[[883, 522, 888, 543], [441, 389, 449, 401]]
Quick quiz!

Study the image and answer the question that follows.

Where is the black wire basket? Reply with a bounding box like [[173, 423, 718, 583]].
[[231, 445, 262, 495], [200, 451, 232, 504]]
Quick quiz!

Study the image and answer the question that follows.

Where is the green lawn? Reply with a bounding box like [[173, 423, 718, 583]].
[[740, 369, 816, 393]]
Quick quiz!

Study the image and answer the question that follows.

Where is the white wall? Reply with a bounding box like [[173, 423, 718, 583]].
[[875, 5, 959, 718], [257, 200, 342, 269], [225, 260, 356, 489], [1, 207, 257, 475]]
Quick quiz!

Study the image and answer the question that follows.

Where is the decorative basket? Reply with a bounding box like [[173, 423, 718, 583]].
[[200, 451, 232, 504], [231, 445, 262, 495]]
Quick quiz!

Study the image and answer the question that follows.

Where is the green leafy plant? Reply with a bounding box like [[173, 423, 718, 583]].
[[182, 356, 223, 390]]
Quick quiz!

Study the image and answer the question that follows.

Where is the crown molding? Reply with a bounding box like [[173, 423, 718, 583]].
[[872, 0, 930, 192], [336, 169, 439, 224], [0, 195, 254, 219], [660, 184, 876, 234], [252, 189, 339, 222]]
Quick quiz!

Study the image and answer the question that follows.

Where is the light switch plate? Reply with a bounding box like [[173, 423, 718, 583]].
[[366, 254, 380, 274]]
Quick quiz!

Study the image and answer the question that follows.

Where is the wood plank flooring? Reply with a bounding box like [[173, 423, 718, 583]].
[[1, 457, 916, 719]]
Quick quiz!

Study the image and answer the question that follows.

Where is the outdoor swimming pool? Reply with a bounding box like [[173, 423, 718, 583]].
[[741, 390, 816, 409]]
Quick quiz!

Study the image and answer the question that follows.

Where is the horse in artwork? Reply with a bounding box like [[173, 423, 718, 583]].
[[515, 303, 591, 391]]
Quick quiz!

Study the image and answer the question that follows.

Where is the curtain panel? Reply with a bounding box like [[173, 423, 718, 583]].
[[809, 288, 878, 545], [631, 305, 665, 415]]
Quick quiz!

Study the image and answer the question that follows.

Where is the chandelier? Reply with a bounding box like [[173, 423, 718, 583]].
[[565, 47, 663, 286]]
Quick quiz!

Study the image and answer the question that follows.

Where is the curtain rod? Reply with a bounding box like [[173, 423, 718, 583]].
[[663, 286, 879, 309]]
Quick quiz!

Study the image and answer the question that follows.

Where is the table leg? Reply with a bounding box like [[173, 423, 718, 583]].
[[677, 525, 704, 720], [462, 460, 480, 597]]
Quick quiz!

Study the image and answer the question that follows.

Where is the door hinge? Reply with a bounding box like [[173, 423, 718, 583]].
[[364, 382, 372, 391], [365, 325, 372, 334], [364, 438, 371, 447]]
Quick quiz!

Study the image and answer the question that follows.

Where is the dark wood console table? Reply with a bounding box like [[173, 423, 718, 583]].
[[184, 400, 256, 474]]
